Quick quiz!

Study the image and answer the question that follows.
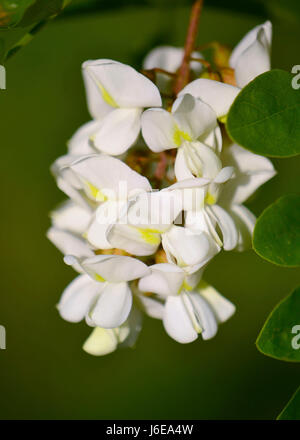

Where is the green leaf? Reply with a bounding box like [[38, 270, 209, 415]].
[[18, 0, 67, 27], [253, 194, 300, 267], [277, 386, 300, 420], [0, 0, 72, 62], [226, 69, 300, 157], [256, 286, 300, 362], [0, 0, 35, 29]]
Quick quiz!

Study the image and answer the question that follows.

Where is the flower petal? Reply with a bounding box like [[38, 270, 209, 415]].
[[203, 126, 222, 153], [185, 209, 222, 249], [141, 108, 177, 152], [93, 108, 142, 155], [108, 223, 161, 256], [172, 94, 217, 140], [234, 27, 271, 88], [47, 228, 93, 260], [227, 204, 256, 251], [143, 46, 203, 94], [143, 46, 203, 74], [127, 191, 183, 229], [68, 120, 100, 155], [90, 281, 132, 328], [174, 148, 194, 181], [162, 225, 218, 268], [221, 143, 276, 205], [206, 204, 238, 251], [138, 295, 165, 320], [214, 166, 234, 184], [229, 21, 272, 69], [50, 200, 92, 235], [163, 295, 198, 343], [83, 327, 118, 356], [138, 263, 185, 296], [197, 282, 236, 323], [86, 218, 112, 250], [84, 308, 141, 354], [86, 200, 128, 249], [167, 176, 208, 213], [52, 155, 94, 210], [58, 274, 102, 322], [179, 141, 222, 180], [178, 78, 240, 118], [82, 59, 119, 119], [59, 178, 94, 211], [70, 154, 151, 197], [82, 254, 149, 283], [119, 307, 143, 348], [188, 292, 218, 340], [83, 59, 162, 118], [167, 177, 209, 191]]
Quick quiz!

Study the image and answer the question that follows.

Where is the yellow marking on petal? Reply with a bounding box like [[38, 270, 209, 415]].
[[173, 125, 192, 147], [86, 181, 99, 198], [138, 228, 161, 245], [86, 66, 119, 108], [183, 280, 193, 291], [178, 279, 193, 294], [94, 273, 106, 283], [205, 192, 216, 205], [84, 180, 107, 202], [95, 190, 107, 202], [218, 114, 227, 124], [97, 82, 118, 108]]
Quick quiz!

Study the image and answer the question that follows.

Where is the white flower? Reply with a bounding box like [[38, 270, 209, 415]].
[[52, 153, 152, 247], [142, 93, 221, 152], [59, 254, 149, 328], [48, 208, 146, 353], [142, 93, 224, 182], [83, 307, 142, 356], [143, 46, 203, 74], [50, 199, 92, 235], [81, 59, 162, 155], [217, 143, 275, 250], [143, 46, 203, 93], [47, 201, 94, 271], [67, 120, 99, 155], [47, 20, 277, 355], [178, 79, 240, 122], [138, 263, 235, 343], [161, 224, 220, 271], [178, 22, 272, 119], [229, 21, 272, 88], [183, 143, 276, 251], [47, 228, 94, 268], [107, 189, 183, 256]]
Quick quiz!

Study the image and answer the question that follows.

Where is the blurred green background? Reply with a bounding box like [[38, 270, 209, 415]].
[[0, 0, 299, 420]]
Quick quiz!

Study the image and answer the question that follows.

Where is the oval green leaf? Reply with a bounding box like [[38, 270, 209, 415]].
[[256, 286, 300, 362], [227, 69, 300, 157], [253, 194, 300, 267], [277, 386, 300, 420]]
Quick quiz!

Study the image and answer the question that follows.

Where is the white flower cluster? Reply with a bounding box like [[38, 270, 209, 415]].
[[48, 22, 275, 355]]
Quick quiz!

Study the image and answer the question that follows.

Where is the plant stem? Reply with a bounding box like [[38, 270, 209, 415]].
[[173, 0, 203, 95], [189, 57, 211, 70]]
